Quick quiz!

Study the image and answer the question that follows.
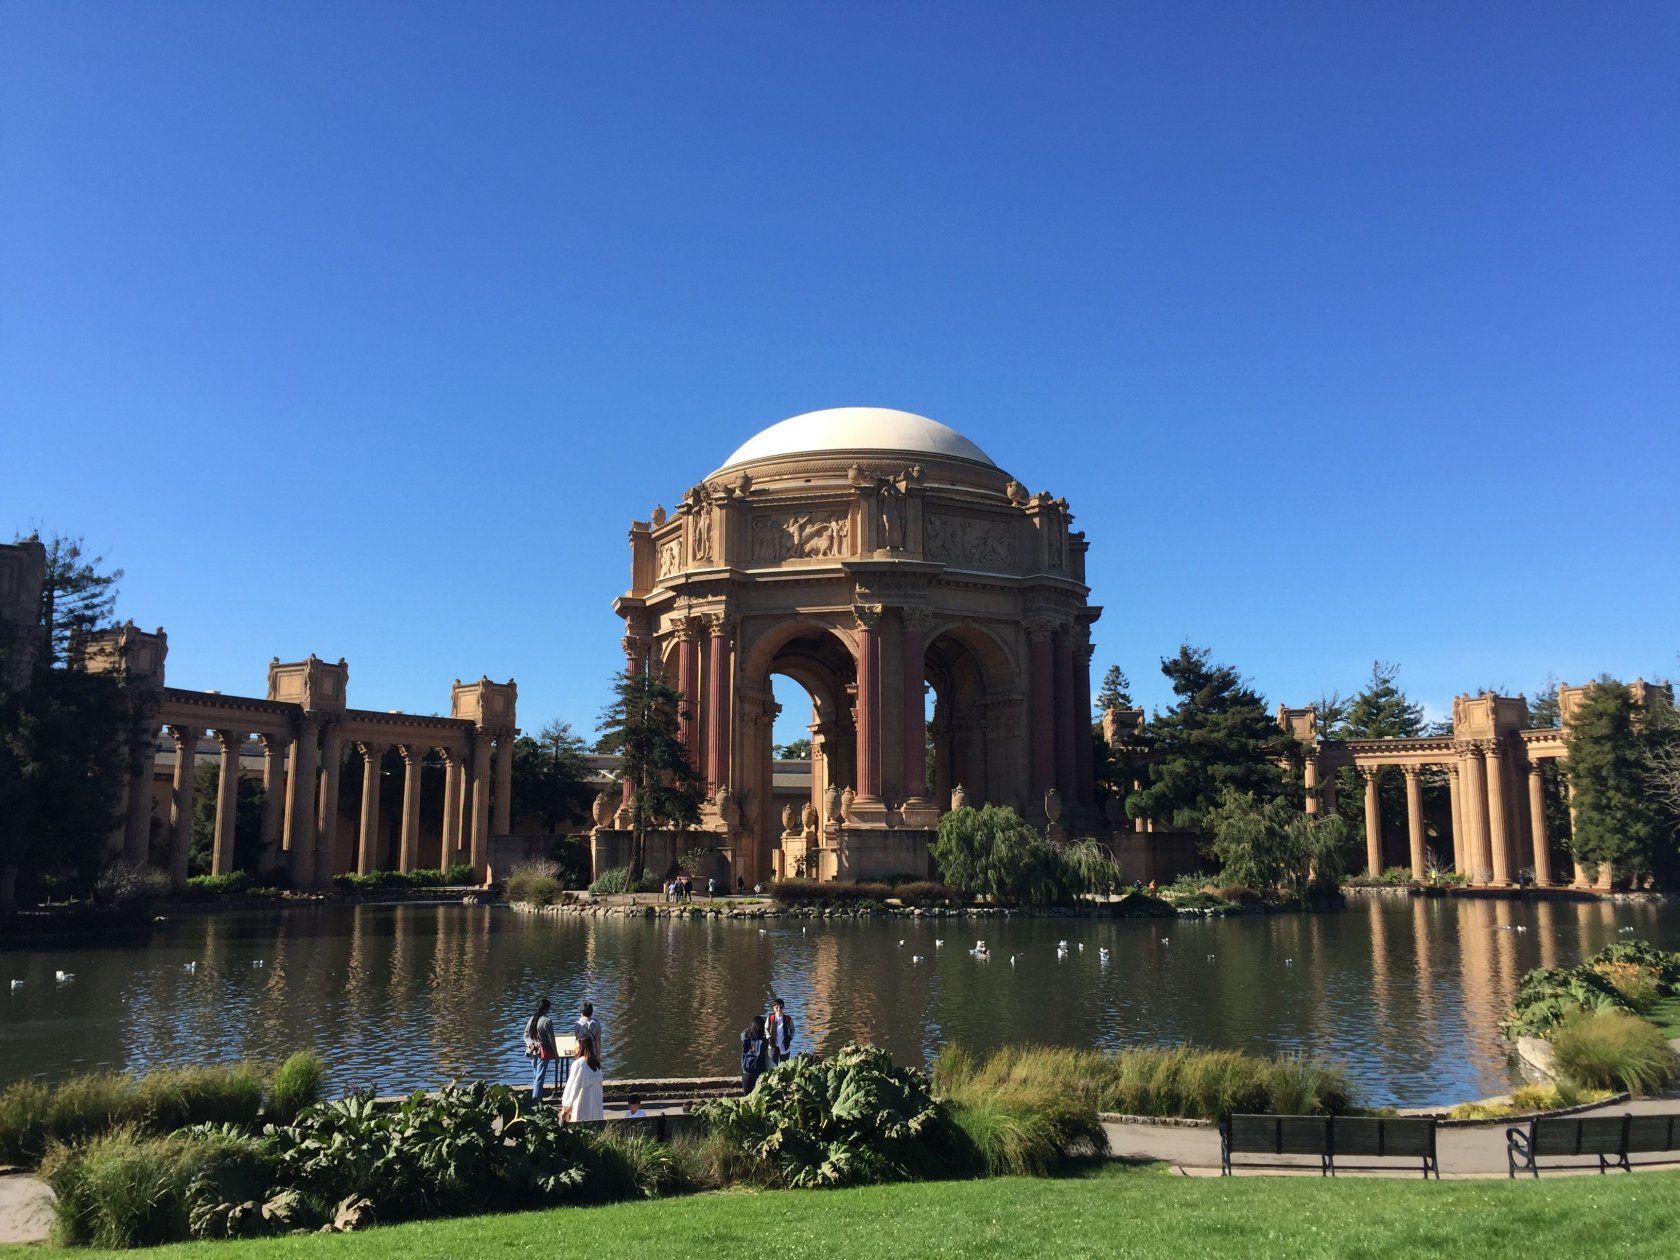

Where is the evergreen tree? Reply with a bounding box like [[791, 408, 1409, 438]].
[[1342, 661, 1424, 738], [595, 657, 704, 881], [1125, 644, 1289, 832], [1527, 675, 1562, 728], [512, 721, 593, 834], [29, 534, 122, 666], [1325, 662, 1432, 870], [1566, 680, 1672, 884], [1094, 664, 1133, 714], [774, 738, 812, 760]]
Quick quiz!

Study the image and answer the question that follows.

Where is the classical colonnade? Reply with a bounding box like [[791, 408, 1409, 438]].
[[82, 624, 516, 888]]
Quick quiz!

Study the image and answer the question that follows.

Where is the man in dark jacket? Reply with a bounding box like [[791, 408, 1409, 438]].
[[767, 996, 795, 1065]]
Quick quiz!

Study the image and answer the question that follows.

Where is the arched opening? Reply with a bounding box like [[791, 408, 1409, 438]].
[[742, 624, 858, 882], [923, 624, 1023, 815]]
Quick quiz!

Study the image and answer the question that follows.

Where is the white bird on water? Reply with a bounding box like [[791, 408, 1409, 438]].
[[56, 970, 73, 984], [1077, 943, 1084, 952], [1009, 954, 1019, 966], [911, 955, 924, 964], [1098, 948, 1110, 962], [1160, 937, 1169, 946], [758, 929, 768, 936], [1619, 926, 1635, 934], [934, 939, 944, 948], [9, 979, 22, 991], [1207, 954, 1216, 962], [899, 940, 906, 947], [1284, 958, 1294, 967], [183, 961, 196, 973], [252, 959, 265, 968], [975, 939, 986, 952]]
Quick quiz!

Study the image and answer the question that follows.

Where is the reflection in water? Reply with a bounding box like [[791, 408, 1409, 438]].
[[3, 897, 1677, 1108]]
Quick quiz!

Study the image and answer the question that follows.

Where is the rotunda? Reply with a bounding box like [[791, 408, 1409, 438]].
[[608, 407, 1102, 884]]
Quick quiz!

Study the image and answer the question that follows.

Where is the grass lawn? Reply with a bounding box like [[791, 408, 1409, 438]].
[[1645, 996, 1680, 1039], [7, 1163, 1680, 1260]]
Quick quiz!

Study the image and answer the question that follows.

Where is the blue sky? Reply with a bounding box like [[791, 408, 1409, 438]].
[[3, 2, 1676, 746]]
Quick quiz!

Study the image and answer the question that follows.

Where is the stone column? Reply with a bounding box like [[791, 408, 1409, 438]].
[[314, 723, 342, 887], [470, 733, 492, 881], [1053, 628, 1078, 802], [1074, 636, 1095, 807], [1027, 619, 1056, 800], [256, 732, 290, 874], [284, 718, 319, 887], [125, 725, 159, 864], [900, 608, 928, 800], [676, 619, 701, 763], [854, 605, 881, 800], [1360, 765, 1382, 877], [1460, 744, 1489, 884], [168, 725, 197, 888], [1528, 761, 1552, 887], [440, 749, 460, 868], [356, 742, 383, 874], [399, 745, 424, 872], [1486, 741, 1511, 886], [1404, 765, 1425, 881], [493, 734, 514, 835], [1445, 762, 1464, 875], [1303, 754, 1319, 815], [212, 730, 243, 876], [704, 616, 733, 794]]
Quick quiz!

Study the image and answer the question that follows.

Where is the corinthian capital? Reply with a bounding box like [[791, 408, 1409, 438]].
[[853, 604, 884, 631]]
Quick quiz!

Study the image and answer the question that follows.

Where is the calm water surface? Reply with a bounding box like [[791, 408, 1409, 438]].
[[4, 896, 1677, 1108]]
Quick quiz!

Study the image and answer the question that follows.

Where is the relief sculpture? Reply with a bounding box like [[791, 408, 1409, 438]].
[[657, 537, 683, 577], [750, 511, 851, 562], [925, 514, 1011, 567]]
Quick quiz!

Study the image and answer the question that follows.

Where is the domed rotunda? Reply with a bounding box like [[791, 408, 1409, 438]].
[[607, 407, 1102, 885]]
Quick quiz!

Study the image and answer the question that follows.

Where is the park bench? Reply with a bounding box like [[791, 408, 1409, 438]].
[[1507, 1112, 1680, 1177], [1220, 1114, 1439, 1178]]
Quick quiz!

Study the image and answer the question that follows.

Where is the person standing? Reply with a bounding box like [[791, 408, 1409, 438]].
[[740, 1014, 770, 1094], [575, 1001, 604, 1066], [559, 1034, 603, 1122], [767, 996, 795, 1065], [524, 998, 560, 1101]]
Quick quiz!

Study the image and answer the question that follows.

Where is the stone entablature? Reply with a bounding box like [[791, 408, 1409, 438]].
[[612, 408, 1103, 886]]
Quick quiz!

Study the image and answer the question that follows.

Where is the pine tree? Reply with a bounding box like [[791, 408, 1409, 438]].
[[1125, 644, 1289, 832], [595, 657, 704, 882], [31, 535, 122, 666], [1566, 680, 1671, 884], [512, 721, 594, 834], [1094, 664, 1133, 714]]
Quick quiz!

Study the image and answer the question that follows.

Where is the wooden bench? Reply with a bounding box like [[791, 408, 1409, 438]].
[[1507, 1113, 1680, 1177], [1220, 1114, 1438, 1178]]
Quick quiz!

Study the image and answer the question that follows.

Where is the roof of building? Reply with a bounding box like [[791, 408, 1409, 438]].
[[715, 407, 997, 472]]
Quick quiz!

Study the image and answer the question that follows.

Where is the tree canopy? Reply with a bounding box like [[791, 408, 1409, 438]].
[[1125, 644, 1289, 832], [1094, 664, 1133, 713], [30, 534, 122, 666], [1207, 787, 1347, 904], [930, 804, 1123, 905], [594, 661, 704, 881], [774, 738, 811, 760], [1566, 680, 1676, 885], [512, 721, 594, 834]]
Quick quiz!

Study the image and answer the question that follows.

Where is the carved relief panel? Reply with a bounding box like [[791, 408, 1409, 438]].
[[750, 510, 852, 562], [657, 535, 684, 578], [925, 514, 1012, 568]]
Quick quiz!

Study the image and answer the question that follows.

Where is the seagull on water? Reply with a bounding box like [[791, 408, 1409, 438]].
[[1098, 948, 1110, 962], [1160, 937, 1169, 945], [934, 939, 943, 948], [1284, 958, 1294, 967], [56, 970, 73, 984], [1207, 954, 1216, 962], [1078, 942, 1085, 952], [183, 961, 196, 973], [911, 955, 924, 964], [9, 979, 22, 991], [899, 940, 906, 947]]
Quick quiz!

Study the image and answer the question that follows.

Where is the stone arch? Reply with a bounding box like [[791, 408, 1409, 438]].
[[923, 622, 1028, 814]]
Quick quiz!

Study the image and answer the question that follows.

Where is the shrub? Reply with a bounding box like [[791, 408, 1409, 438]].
[[1112, 892, 1177, 918], [186, 871, 254, 896], [134, 1065, 264, 1133], [266, 1052, 325, 1124], [1548, 1009, 1677, 1095], [935, 1042, 1352, 1121], [93, 861, 172, 909], [1213, 885, 1262, 906], [1166, 891, 1241, 915], [587, 867, 658, 895], [42, 1127, 277, 1248], [1504, 939, 1680, 1037], [892, 881, 967, 905], [505, 872, 564, 906], [770, 879, 894, 906], [588, 1129, 693, 1199], [699, 1043, 978, 1188], [442, 862, 478, 885], [0, 1079, 51, 1165]]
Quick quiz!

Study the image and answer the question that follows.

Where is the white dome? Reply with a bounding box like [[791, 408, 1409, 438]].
[[716, 407, 997, 471]]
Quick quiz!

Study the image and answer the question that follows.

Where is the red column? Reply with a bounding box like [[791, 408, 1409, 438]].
[[676, 623, 700, 763], [620, 634, 644, 806], [901, 610, 927, 800], [1027, 621, 1055, 798], [705, 617, 732, 794], [855, 606, 881, 800], [1074, 638, 1094, 806], [1054, 629, 1078, 801]]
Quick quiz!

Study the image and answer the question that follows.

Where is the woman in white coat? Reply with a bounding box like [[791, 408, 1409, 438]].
[[559, 1033, 603, 1123]]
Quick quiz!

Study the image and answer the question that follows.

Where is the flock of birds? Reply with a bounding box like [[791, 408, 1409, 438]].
[[10, 957, 269, 992]]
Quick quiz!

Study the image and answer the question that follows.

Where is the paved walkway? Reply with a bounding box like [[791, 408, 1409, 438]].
[[1106, 1097, 1680, 1178], [0, 1172, 53, 1244]]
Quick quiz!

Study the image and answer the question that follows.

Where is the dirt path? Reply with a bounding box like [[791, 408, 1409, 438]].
[[0, 1171, 52, 1244]]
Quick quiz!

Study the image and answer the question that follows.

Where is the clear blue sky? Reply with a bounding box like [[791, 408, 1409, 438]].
[[4, 2, 1676, 746]]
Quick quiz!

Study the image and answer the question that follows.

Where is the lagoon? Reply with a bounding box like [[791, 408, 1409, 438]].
[[4, 895, 1677, 1108]]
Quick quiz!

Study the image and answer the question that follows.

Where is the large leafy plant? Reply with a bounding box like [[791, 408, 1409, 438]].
[[698, 1044, 976, 1188]]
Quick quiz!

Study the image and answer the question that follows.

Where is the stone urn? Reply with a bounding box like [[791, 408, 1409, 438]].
[[801, 801, 817, 834], [824, 783, 841, 824], [592, 791, 614, 829], [715, 787, 736, 829], [781, 803, 797, 835], [1044, 787, 1063, 827], [840, 785, 856, 822], [950, 783, 968, 813]]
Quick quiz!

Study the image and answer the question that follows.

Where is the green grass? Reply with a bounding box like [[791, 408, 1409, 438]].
[[1646, 995, 1680, 1039], [5, 1164, 1680, 1259]]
